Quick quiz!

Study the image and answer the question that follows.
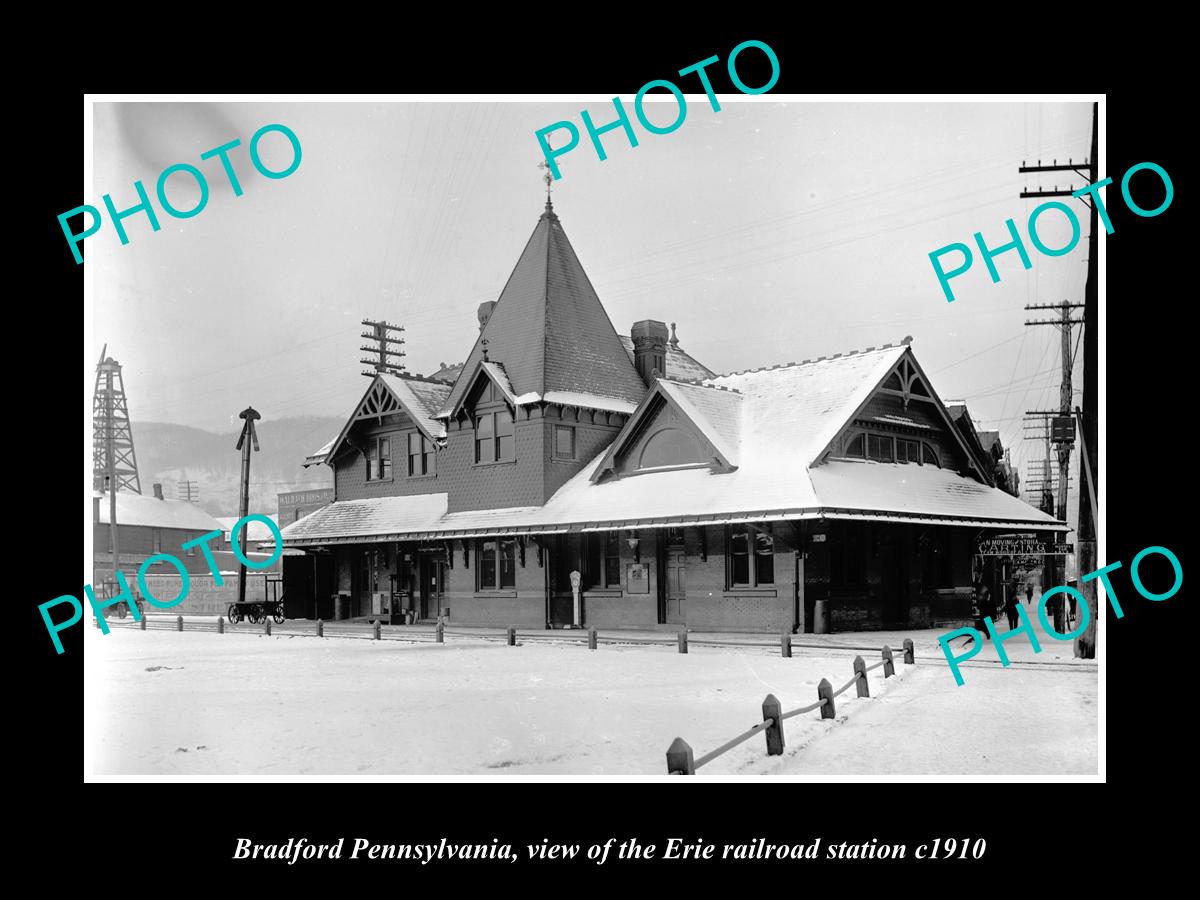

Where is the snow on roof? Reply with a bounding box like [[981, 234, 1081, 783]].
[[215, 515, 279, 542], [377, 373, 452, 440], [95, 491, 223, 532], [618, 334, 715, 381], [279, 493, 449, 543], [657, 380, 742, 465], [303, 436, 337, 467]]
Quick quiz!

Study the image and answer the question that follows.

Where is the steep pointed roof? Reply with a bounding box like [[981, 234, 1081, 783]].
[[440, 204, 647, 417]]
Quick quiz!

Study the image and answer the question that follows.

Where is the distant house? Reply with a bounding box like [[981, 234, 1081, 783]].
[[93, 484, 278, 589]]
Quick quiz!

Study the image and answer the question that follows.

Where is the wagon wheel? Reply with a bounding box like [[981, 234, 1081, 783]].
[[251, 605, 265, 624], [117, 601, 127, 619], [136, 600, 145, 617], [227, 604, 240, 623], [272, 604, 285, 625]]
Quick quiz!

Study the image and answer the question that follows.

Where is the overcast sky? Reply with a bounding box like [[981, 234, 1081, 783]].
[[88, 98, 1093, 492]]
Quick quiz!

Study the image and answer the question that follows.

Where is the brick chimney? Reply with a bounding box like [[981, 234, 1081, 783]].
[[631, 320, 669, 385], [477, 301, 496, 331], [153, 483, 164, 500]]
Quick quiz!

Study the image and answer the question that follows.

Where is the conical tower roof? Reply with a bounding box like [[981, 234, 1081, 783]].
[[442, 203, 647, 416]]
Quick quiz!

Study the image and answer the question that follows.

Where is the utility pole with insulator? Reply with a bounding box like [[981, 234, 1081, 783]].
[[235, 407, 261, 606]]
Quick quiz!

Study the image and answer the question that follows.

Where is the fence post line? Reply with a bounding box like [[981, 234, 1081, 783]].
[[588, 627, 598, 650], [781, 633, 792, 658], [666, 737, 695, 775], [882, 645, 895, 678], [853, 655, 869, 698], [678, 631, 688, 654], [217, 616, 224, 635], [903, 638, 915, 664], [436, 622, 444, 644], [818, 678, 836, 719], [374, 621, 381, 640], [265, 619, 271, 636], [507, 626, 516, 646], [177, 615, 184, 632], [762, 694, 785, 756]]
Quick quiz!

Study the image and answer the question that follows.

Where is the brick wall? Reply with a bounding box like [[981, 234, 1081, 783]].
[[683, 525, 797, 632], [442, 543, 545, 626]]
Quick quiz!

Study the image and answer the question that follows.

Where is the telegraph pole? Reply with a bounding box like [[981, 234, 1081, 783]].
[[235, 407, 261, 606], [360, 319, 406, 377], [1018, 102, 1098, 657], [106, 362, 119, 583]]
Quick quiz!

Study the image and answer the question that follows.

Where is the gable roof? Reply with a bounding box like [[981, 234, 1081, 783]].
[[324, 373, 453, 467], [439, 204, 647, 418], [95, 491, 223, 532]]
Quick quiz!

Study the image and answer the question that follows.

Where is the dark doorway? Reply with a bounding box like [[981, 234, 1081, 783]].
[[548, 534, 577, 627], [418, 554, 446, 621], [663, 527, 686, 625], [880, 526, 910, 626]]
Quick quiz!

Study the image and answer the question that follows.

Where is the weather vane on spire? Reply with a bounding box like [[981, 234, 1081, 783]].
[[537, 142, 557, 211]]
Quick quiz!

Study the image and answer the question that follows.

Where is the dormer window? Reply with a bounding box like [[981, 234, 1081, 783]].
[[844, 430, 940, 467], [408, 432, 435, 476], [475, 409, 514, 464], [365, 436, 392, 481]]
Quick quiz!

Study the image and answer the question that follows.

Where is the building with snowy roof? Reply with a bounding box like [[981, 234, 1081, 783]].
[[279, 198, 1065, 632]]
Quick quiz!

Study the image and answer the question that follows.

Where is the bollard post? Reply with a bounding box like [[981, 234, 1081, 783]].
[[817, 677, 836, 719], [507, 626, 516, 646], [436, 622, 444, 644], [678, 631, 688, 654], [588, 627, 598, 650], [762, 694, 785, 756], [853, 655, 869, 698], [317, 619, 324, 638], [218, 616, 224, 635], [781, 632, 792, 658], [903, 638, 915, 664], [140, 614, 147, 631], [177, 615, 184, 632], [666, 737, 695, 775], [374, 621, 381, 641], [882, 645, 895, 678], [265, 619, 271, 636]]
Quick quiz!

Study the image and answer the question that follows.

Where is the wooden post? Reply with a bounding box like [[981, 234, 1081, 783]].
[[818, 677, 835, 719], [666, 737, 695, 775], [781, 633, 792, 658], [317, 619, 324, 637], [882, 645, 895, 678], [140, 614, 146, 631], [265, 620, 271, 636], [217, 616, 224, 635], [903, 638, 915, 664], [436, 623, 444, 643], [762, 694, 785, 756], [678, 631, 688, 654], [177, 615, 184, 632], [373, 621, 381, 640], [507, 626, 516, 646], [588, 627, 598, 650], [853, 655, 869, 698]]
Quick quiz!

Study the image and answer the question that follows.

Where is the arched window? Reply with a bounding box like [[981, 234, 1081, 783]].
[[921, 443, 940, 467], [845, 433, 865, 457], [638, 428, 701, 469]]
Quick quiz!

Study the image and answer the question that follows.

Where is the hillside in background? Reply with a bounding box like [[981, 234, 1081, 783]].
[[130, 416, 341, 517]]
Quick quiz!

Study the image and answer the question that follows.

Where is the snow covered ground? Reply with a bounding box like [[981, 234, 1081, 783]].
[[88, 624, 1096, 777]]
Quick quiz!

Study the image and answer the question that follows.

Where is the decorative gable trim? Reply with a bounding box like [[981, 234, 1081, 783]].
[[813, 347, 990, 483], [441, 360, 518, 422], [325, 375, 444, 466]]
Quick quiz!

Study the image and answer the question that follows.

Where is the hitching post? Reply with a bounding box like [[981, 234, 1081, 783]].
[[140, 613, 146, 631], [853, 655, 869, 698], [666, 737, 695, 775], [818, 677, 835, 719], [781, 632, 792, 658], [317, 619, 324, 637], [234, 406, 261, 608], [265, 619, 271, 636], [373, 620, 381, 640], [588, 627, 597, 650], [507, 626, 516, 646], [217, 616, 224, 635], [762, 694, 784, 756], [882, 645, 894, 677], [678, 631, 688, 654], [436, 622, 444, 643], [176, 615, 184, 632], [903, 638, 915, 664]]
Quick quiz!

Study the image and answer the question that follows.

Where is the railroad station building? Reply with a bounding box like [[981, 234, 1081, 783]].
[[279, 199, 1065, 632]]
